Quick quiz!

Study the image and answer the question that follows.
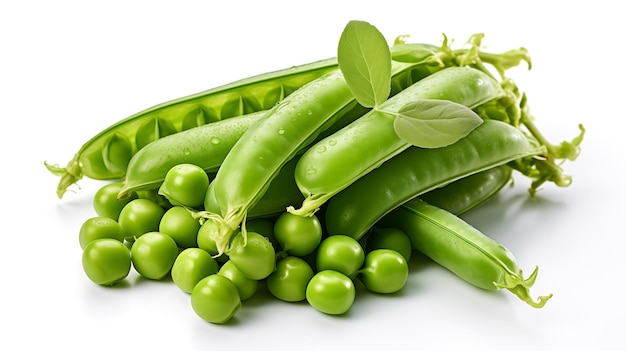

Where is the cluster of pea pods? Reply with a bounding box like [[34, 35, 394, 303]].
[[48, 25, 583, 323]]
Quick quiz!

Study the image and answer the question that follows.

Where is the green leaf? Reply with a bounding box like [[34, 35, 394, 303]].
[[392, 99, 483, 148], [338, 20, 391, 108]]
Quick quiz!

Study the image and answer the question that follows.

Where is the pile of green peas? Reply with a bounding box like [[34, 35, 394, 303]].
[[79, 163, 411, 324]]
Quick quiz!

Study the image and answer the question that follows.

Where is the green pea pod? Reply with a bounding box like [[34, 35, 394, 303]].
[[118, 111, 267, 198], [380, 198, 553, 308], [418, 165, 513, 216], [247, 156, 304, 219], [44, 58, 339, 198], [324, 120, 546, 240], [289, 67, 503, 217], [200, 56, 453, 255]]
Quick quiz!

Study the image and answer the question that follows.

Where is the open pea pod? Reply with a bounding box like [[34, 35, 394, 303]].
[[44, 58, 339, 198]]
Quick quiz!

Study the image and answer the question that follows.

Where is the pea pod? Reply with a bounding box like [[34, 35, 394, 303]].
[[118, 111, 267, 197], [289, 67, 504, 216], [44, 58, 339, 198], [324, 120, 546, 240], [200, 56, 456, 255], [379, 198, 552, 308], [418, 165, 513, 216]]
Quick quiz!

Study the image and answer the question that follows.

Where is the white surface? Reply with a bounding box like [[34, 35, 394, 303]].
[[2, 1, 624, 350]]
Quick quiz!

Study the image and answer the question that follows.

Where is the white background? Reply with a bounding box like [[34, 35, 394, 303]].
[[2, 1, 624, 350]]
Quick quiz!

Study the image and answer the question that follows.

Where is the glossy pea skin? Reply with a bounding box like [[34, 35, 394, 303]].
[[171, 248, 218, 294], [306, 270, 355, 315], [93, 182, 137, 220], [316, 235, 365, 278], [381, 198, 552, 308], [226, 231, 276, 280], [131, 232, 179, 280], [357, 249, 408, 294], [218, 260, 259, 301], [325, 120, 545, 240], [118, 198, 166, 240], [158, 206, 200, 249], [267, 256, 314, 302], [46, 58, 339, 199], [82, 239, 131, 286], [273, 212, 323, 256], [79, 216, 124, 249], [291, 67, 503, 216], [157, 163, 210, 208], [191, 274, 242, 324]]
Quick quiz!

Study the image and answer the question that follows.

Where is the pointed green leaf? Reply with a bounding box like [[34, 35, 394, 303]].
[[393, 99, 483, 148], [337, 20, 391, 108]]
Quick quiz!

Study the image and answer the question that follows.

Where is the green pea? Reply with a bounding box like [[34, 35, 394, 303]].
[[316, 235, 364, 278], [118, 198, 166, 240], [82, 239, 131, 286], [92, 182, 137, 221], [273, 212, 323, 256], [227, 231, 276, 280], [306, 270, 355, 315], [79, 216, 124, 250], [158, 164, 210, 208], [218, 260, 259, 301], [267, 256, 314, 302], [171, 248, 218, 294], [159, 206, 200, 248], [357, 249, 408, 294], [131, 232, 179, 280], [191, 274, 241, 324]]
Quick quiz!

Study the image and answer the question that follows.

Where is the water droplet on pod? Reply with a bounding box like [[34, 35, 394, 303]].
[[210, 137, 221, 145]]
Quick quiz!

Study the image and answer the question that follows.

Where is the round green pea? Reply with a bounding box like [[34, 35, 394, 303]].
[[82, 239, 131, 286], [227, 231, 276, 280], [131, 231, 179, 280], [267, 256, 314, 302], [306, 270, 355, 315], [118, 198, 166, 240], [171, 248, 218, 293], [159, 206, 200, 248], [158, 163, 209, 208], [218, 260, 259, 301], [273, 212, 322, 256], [358, 249, 409, 294], [79, 216, 124, 249], [316, 235, 364, 277], [191, 274, 241, 324], [93, 182, 137, 221]]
